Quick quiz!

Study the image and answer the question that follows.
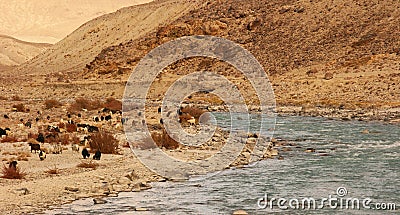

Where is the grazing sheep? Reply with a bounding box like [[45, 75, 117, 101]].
[[187, 117, 196, 126], [39, 150, 46, 160], [28, 142, 41, 153], [37, 133, 45, 143], [51, 144, 62, 154], [3, 114, 9, 119], [105, 115, 112, 121], [82, 148, 90, 159], [71, 144, 79, 152], [9, 161, 17, 170], [93, 150, 101, 160]]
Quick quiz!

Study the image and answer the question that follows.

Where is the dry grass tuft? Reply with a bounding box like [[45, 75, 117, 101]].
[[89, 131, 119, 154], [68, 97, 102, 112], [1, 165, 26, 179], [12, 103, 26, 112], [1, 136, 18, 143], [45, 165, 61, 174], [151, 129, 180, 150], [103, 97, 122, 111], [44, 99, 62, 109], [12, 95, 21, 101], [77, 161, 99, 169]]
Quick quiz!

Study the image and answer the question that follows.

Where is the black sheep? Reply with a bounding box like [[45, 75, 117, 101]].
[[9, 161, 17, 170], [37, 133, 45, 143], [82, 148, 90, 159], [93, 150, 101, 160], [29, 143, 41, 153]]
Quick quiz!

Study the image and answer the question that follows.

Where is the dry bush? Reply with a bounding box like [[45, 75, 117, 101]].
[[1, 136, 18, 143], [1, 165, 26, 179], [77, 161, 99, 169], [57, 122, 65, 129], [179, 113, 194, 124], [89, 131, 119, 154], [0, 96, 7, 100], [12, 95, 21, 101], [17, 156, 28, 161], [44, 99, 62, 109], [45, 165, 60, 174], [68, 97, 102, 112], [103, 97, 122, 111], [58, 133, 79, 145], [181, 106, 205, 119], [66, 123, 77, 132], [27, 133, 38, 140], [12, 103, 25, 112], [151, 129, 179, 150]]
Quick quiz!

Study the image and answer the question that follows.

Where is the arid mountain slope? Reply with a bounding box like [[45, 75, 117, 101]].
[[15, 0, 201, 75], [79, 0, 399, 110], [0, 35, 50, 69], [0, 0, 153, 44]]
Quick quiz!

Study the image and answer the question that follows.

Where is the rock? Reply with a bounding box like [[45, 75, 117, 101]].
[[65, 186, 79, 192], [135, 207, 148, 211], [93, 198, 107, 204], [125, 170, 139, 181], [361, 129, 370, 134], [232, 209, 248, 215], [13, 188, 29, 195], [118, 177, 132, 185], [324, 72, 334, 80], [270, 149, 279, 156], [305, 148, 315, 153]]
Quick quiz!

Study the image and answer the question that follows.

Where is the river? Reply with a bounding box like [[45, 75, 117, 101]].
[[46, 115, 399, 214]]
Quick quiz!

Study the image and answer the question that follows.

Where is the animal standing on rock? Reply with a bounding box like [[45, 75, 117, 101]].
[[82, 148, 90, 159], [39, 150, 46, 160], [93, 150, 101, 160]]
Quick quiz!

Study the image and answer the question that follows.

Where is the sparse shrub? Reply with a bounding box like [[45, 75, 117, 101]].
[[151, 129, 180, 150], [1, 136, 18, 143], [103, 97, 122, 111], [89, 131, 119, 154], [45, 165, 60, 174], [12, 103, 25, 112], [68, 97, 102, 112], [0, 96, 7, 100], [44, 99, 62, 109], [77, 161, 99, 169], [12, 95, 21, 101], [181, 106, 205, 119], [28, 133, 38, 140], [1, 165, 26, 179], [57, 122, 65, 129], [66, 123, 77, 132]]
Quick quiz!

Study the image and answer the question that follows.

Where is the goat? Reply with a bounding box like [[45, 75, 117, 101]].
[[36, 133, 45, 143], [3, 114, 9, 119], [39, 150, 46, 160], [29, 142, 41, 153], [9, 161, 17, 170], [82, 148, 90, 159], [24, 121, 32, 128], [93, 150, 101, 160], [71, 144, 79, 152], [0, 128, 7, 136], [88, 125, 99, 133], [187, 117, 196, 126], [105, 115, 112, 121]]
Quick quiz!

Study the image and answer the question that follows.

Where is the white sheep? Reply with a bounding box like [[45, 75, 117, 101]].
[[187, 117, 196, 126]]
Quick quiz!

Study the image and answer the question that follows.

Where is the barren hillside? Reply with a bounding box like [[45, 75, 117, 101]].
[[0, 35, 50, 69], [0, 0, 153, 44], [15, 0, 201, 76]]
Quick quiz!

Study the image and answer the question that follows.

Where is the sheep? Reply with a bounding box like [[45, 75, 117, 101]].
[[82, 148, 90, 159], [51, 144, 62, 154], [187, 117, 196, 126], [29, 142, 41, 153], [39, 150, 46, 160], [9, 161, 17, 170], [71, 144, 79, 152], [3, 114, 9, 119], [93, 150, 101, 160]]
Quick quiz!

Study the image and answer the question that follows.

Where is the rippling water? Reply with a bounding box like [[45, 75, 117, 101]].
[[47, 116, 399, 214]]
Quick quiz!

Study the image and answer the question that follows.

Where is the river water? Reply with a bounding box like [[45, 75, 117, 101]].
[[47, 115, 399, 214]]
